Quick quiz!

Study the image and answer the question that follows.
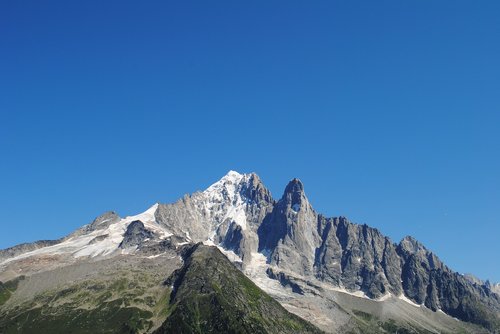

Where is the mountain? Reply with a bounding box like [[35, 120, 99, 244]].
[[0, 170, 499, 333]]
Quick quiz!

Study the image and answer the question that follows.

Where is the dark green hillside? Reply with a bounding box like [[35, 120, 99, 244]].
[[154, 244, 323, 334], [0, 276, 24, 306], [0, 300, 153, 334], [0, 268, 168, 334]]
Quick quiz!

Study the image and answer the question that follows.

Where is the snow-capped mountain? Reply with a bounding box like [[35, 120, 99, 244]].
[[1, 171, 499, 333]]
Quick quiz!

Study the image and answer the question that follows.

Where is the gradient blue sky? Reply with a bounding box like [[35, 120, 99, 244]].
[[1, 1, 499, 281]]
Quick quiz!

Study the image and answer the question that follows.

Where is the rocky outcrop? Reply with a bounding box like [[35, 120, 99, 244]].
[[258, 179, 404, 298], [397, 236, 500, 331], [119, 220, 156, 249], [259, 179, 322, 276], [314, 217, 403, 298], [87, 211, 121, 232]]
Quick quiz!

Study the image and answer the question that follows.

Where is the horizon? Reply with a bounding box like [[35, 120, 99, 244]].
[[1, 1, 499, 283]]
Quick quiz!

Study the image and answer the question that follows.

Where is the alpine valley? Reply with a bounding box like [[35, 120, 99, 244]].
[[0, 171, 499, 334]]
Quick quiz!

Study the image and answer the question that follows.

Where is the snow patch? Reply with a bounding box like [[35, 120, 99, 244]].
[[376, 293, 392, 301], [243, 252, 292, 298], [202, 171, 251, 233], [437, 309, 459, 321], [74, 203, 171, 257], [328, 286, 370, 299], [216, 246, 243, 263], [146, 253, 164, 259], [0, 203, 173, 265], [398, 294, 422, 308]]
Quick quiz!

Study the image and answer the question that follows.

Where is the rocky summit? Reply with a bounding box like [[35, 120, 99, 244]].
[[0, 171, 498, 333]]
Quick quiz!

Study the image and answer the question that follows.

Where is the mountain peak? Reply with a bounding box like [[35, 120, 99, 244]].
[[241, 172, 274, 204], [399, 235, 428, 254], [203, 170, 272, 204], [219, 170, 245, 184], [203, 170, 247, 195], [226, 169, 243, 178], [281, 178, 309, 212], [284, 178, 304, 194]]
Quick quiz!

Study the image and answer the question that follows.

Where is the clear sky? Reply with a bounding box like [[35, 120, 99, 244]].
[[1, 1, 499, 282]]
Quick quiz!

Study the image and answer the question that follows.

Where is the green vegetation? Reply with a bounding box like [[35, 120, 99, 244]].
[[0, 271, 169, 334], [0, 299, 153, 334], [348, 309, 440, 334], [0, 276, 24, 306], [449, 296, 500, 332], [154, 244, 323, 334], [352, 309, 374, 322]]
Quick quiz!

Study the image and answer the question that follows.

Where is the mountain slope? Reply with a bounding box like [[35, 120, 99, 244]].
[[155, 244, 323, 334], [0, 252, 181, 334]]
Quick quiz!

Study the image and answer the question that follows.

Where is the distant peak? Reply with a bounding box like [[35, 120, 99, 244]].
[[89, 211, 121, 231], [219, 170, 248, 184]]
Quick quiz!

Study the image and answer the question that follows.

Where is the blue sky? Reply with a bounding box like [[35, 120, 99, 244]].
[[1, 1, 499, 281]]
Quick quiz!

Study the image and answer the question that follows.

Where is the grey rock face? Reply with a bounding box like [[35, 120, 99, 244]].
[[425, 270, 500, 330], [259, 179, 322, 276], [258, 179, 402, 297], [217, 222, 244, 254], [66, 211, 121, 239], [253, 176, 499, 330], [314, 217, 403, 298], [240, 173, 274, 206], [155, 194, 210, 242], [119, 220, 156, 249], [266, 267, 305, 295], [87, 211, 120, 232], [464, 273, 486, 286], [155, 172, 275, 263], [397, 236, 500, 331]]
